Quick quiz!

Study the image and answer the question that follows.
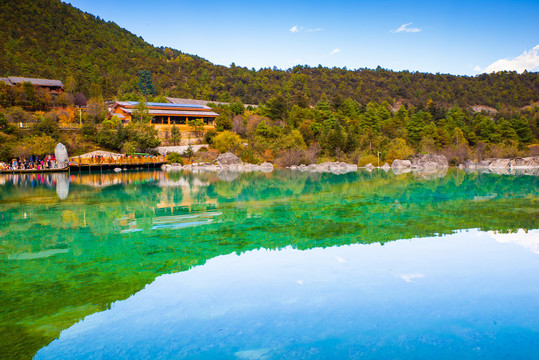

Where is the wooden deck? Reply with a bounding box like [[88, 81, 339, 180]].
[[1, 162, 166, 174], [0, 167, 69, 174], [69, 162, 165, 172]]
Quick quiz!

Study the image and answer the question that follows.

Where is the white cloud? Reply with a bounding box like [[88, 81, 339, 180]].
[[290, 26, 323, 33], [481, 45, 539, 73], [329, 48, 341, 55], [392, 22, 422, 33], [488, 229, 539, 254], [473, 65, 482, 72], [397, 273, 425, 283]]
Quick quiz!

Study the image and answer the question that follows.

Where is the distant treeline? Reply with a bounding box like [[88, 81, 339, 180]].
[[1, 0, 538, 110]]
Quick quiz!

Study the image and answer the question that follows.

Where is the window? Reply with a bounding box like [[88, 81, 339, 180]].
[[170, 116, 186, 125], [151, 116, 167, 124]]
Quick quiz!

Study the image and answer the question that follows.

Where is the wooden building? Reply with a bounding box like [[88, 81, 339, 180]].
[[0, 77, 64, 94], [109, 101, 218, 127]]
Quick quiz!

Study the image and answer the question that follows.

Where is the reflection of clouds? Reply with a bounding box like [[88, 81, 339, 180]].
[[235, 348, 272, 360], [336, 256, 346, 263], [8, 248, 69, 260], [397, 273, 425, 283], [488, 229, 539, 255], [151, 211, 221, 231]]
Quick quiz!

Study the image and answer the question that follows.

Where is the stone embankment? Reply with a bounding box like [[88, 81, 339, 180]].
[[460, 157, 539, 169], [459, 156, 539, 175], [162, 151, 539, 177], [287, 162, 358, 174], [162, 152, 274, 173]]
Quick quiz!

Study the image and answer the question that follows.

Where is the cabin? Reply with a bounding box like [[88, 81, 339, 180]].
[[109, 101, 218, 127], [0, 77, 65, 94]]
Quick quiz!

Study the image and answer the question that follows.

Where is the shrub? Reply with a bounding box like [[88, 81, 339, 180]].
[[385, 138, 414, 164], [240, 148, 262, 164], [166, 152, 184, 165], [213, 131, 243, 153], [274, 148, 304, 167], [358, 154, 379, 167], [204, 129, 217, 145]]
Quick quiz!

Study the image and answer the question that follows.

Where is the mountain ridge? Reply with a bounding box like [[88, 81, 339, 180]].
[[0, 0, 538, 109]]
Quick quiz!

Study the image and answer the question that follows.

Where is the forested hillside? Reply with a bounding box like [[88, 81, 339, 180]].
[[1, 0, 538, 109]]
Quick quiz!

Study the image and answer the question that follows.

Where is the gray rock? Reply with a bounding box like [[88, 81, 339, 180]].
[[381, 163, 390, 171], [411, 153, 449, 169], [489, 158, 511, 168], [216, 152, 243, 166], [260, 162, 274, 172], [365, 163, 375, 171], [391, 159, 412, 169], [54, 143, 69, 168]]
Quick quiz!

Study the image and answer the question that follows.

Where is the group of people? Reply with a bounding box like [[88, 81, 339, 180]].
[[0, 155, 58, 171]]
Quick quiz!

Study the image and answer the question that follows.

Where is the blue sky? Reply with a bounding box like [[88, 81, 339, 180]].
[[64, 0, 538, 75]]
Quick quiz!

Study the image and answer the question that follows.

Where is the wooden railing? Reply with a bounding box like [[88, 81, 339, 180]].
[[70, 156, 166, 165]]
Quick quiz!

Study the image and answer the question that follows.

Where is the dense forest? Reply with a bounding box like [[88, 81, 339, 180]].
[[0, 0, 538, 166], [1, 0, 538, 109]]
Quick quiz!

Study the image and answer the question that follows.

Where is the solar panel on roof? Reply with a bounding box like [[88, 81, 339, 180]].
[[124, 101, 205, 109]]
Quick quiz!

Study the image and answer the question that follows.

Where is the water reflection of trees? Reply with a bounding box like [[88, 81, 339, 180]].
[[0, 169, 538, 360]]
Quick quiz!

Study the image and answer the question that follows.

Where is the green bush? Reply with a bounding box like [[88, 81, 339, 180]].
[[358, 154, 379, 167], [167, 152, 184, 165]]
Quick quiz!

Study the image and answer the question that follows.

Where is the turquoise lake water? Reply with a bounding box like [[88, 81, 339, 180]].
[[0, 169, 538, 359]]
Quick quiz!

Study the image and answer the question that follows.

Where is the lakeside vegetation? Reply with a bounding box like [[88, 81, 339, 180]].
[[1, 93, 537, 166], [0, 0, 538, 164]]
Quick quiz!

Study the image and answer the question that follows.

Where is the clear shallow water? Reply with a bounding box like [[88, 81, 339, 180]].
[[0, 169, 538, 359]]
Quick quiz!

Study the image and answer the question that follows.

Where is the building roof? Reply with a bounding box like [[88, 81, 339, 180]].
[[115, 101, 208, 110], [122, 108, 219, 117], [166, 97, 258, 108], [7, 77, 64, 87]]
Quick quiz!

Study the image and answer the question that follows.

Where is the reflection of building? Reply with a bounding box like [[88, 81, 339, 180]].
[[0, 76, 64, 94], [109, 101, 218, 128]]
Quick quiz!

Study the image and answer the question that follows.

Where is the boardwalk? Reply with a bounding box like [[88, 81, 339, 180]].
[[1, 156, 167, 174], [69, 155, 166, 172]]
